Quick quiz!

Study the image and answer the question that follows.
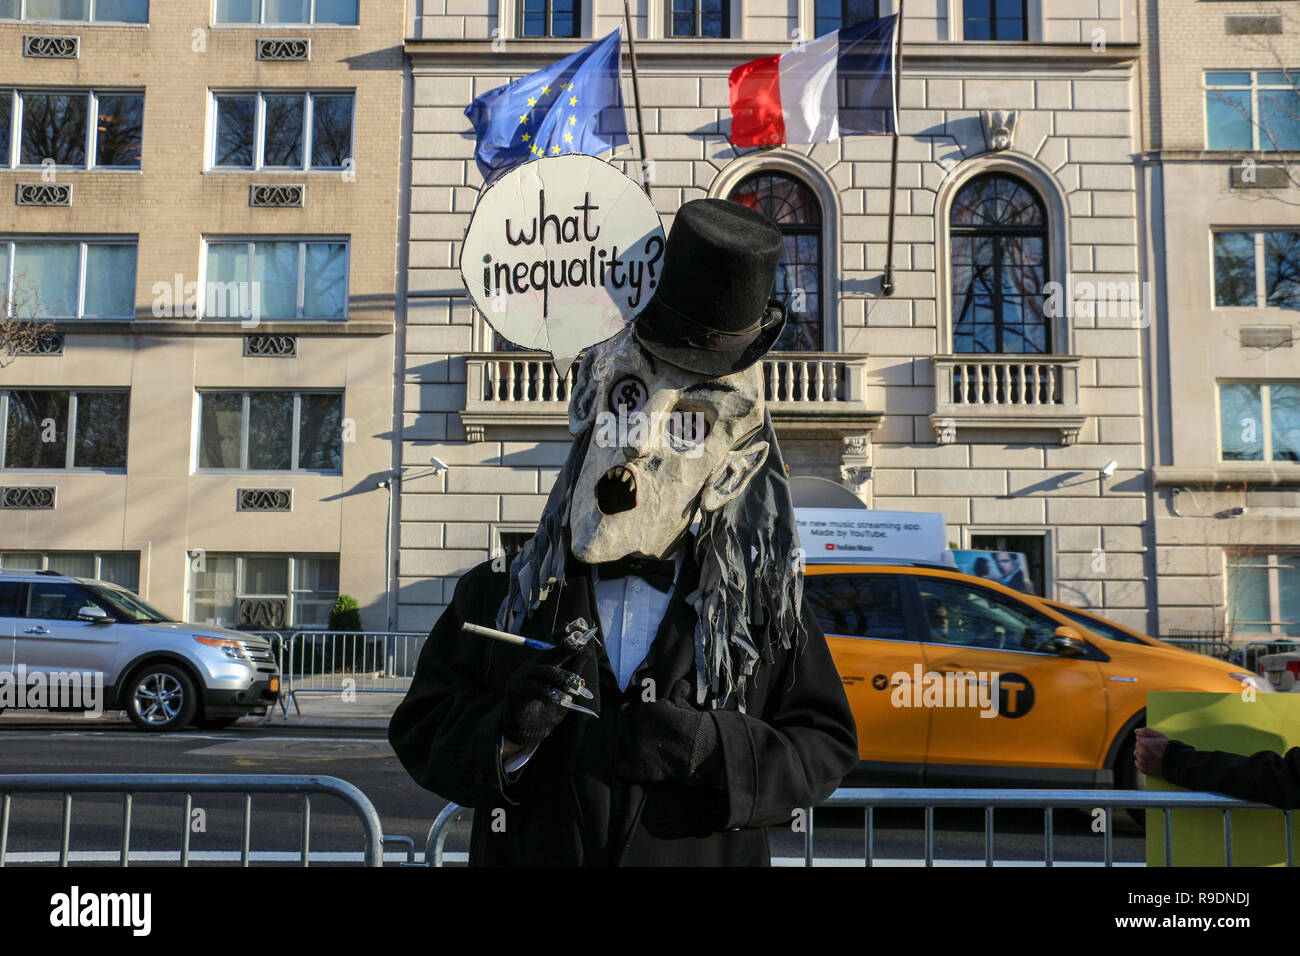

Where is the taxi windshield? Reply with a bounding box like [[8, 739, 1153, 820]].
[[1055, 607, 1145, 644]]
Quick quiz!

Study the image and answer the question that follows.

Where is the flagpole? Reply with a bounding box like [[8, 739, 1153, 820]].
[[622, 0, 653, 197], [881, 0, 904, 296]]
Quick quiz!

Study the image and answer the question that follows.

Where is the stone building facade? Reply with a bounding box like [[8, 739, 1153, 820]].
[[0, 1, 405, 630], [399, 0, 1154, 634], [1140, 0, 1300, 642]]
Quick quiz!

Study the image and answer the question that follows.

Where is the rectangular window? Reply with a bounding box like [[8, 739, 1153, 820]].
[[0, 550, 140, 589], [210, 91, 353, 171], [2, 238, 137, 319], [196, 390, 343, 472], [202, 238, 347, 320], [0, 91, 11, 167], [0, 390, 128, 470], [94, 93, 145, 167], [3, 90, 143, 169], [1218, 382, 1300, 463], [0, 0, 146, 21], [496, 530, 534, 561], [1228, 552, 1300, 638], [668, 0, 728, 37], [19, 91, 86, 166], [1206, 70, 1300, 151], [803, 574, 909, 641], [964, 0, 1027, 41], [814, 0, 878, 37], [188, 553, 340, 629], [518, 0, 579, 37], [213, 0, 357, 25], [1212, 230, 1300, 310], [968, 534, 1045, 596]]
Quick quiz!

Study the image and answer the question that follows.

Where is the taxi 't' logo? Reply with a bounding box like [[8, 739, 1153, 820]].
[[995, 672, 1035, 718]]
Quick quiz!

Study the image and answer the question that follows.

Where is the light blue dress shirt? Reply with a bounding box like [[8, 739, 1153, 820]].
[[501, 552, 683, 773], [593, 551, 683, 692]]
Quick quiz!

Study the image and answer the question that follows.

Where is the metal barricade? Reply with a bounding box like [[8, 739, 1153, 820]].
[[241, 631, 294, 719], [815, 788, 1293, 867], [284, 631, 426, 691], [0, 774, 384, 867], [267, 630, 427, 715], [1159, 635, 1235, 660], [420, 789, 1294, 867], [425, 802, 467, 867]]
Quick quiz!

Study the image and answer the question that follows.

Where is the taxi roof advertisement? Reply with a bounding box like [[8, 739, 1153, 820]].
[[795, 508, 951, 564]]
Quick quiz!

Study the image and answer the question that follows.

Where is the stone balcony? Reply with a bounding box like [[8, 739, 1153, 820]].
[[461, 351, 881, 441], [930, 355, 1086, 446]]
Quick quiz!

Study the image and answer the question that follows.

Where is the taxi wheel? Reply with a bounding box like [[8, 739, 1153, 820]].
[[1114, 733, 1138, 790], [1113, 732, 1146, 831]]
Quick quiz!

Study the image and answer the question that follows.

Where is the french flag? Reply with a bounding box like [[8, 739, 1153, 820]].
[[729, 15, 899, 147]]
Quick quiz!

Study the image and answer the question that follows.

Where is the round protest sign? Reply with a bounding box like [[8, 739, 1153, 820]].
[[459, 154, 666, 374]]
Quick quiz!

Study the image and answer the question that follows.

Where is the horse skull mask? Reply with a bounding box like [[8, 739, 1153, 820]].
[[566, 327, 769, 564]]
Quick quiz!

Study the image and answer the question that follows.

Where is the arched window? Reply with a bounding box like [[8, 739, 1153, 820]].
[[950, 173, 1049, 354], [728, 172, 823, 351]]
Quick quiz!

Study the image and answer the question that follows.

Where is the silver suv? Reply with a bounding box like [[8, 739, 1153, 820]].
[[0, 570, 280, 731]]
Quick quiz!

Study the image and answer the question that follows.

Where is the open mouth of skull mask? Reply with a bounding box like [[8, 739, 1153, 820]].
[[566, 326, 770, 565]]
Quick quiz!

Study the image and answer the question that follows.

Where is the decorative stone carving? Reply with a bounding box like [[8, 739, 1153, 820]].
[[1060, 426, 1081, 446], [12, 331, 64, 356], [933, 416, 958, 445], [237, 488, 293, 512], [244, 334, 297, 357], [1, 486, 55, 509], [839, 464, 873, 489], [22, 34, 79, 58], [16, 183, 72, 206], [839, 434, 874, 504], [250, 184, 305, 208], [256, 38, 310, 60], [238, 598, 287, 629], [980, 109, 1018, 152]]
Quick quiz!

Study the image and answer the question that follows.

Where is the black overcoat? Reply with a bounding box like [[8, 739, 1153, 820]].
[[389, 550, 859, 866]]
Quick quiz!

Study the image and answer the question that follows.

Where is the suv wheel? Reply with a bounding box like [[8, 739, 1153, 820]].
[[125, 664, 197, 732]]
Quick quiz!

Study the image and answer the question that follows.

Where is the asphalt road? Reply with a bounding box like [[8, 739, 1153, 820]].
[[0, 716, 1147, 865]]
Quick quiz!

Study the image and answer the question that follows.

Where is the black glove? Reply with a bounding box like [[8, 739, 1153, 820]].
[[615, 680, 724, 785], [500, 659, 588, 748]]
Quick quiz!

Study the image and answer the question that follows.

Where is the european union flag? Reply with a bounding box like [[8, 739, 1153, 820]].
[[465, 28, 629, 184]]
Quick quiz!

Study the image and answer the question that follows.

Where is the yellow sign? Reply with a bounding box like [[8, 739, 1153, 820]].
[[1146, 691, 1300, 867]]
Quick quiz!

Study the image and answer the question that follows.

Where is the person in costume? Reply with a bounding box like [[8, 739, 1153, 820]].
[[390, 198, 858, 865]]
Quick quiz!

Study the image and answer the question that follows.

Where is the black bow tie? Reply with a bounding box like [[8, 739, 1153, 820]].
[[595, 555, 678, 593]]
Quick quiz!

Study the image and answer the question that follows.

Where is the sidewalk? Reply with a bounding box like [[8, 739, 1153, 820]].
[[270, 690, 401, 730]]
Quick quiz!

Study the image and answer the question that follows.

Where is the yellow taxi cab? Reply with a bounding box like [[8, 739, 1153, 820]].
[[804, 562, 1268, 789]]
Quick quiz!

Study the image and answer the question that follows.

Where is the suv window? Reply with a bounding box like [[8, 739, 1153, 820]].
[[804, 575, 909, 641], [916, 578, 1061, 653], [26, 582, 112, 621], [0, 581, 22, 616]]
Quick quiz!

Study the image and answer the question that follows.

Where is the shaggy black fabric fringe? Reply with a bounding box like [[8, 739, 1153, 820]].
[[687, 411, 805, 711]]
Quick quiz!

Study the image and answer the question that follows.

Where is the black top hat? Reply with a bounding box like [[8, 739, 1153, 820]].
[[634, 198, 787, 377]]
